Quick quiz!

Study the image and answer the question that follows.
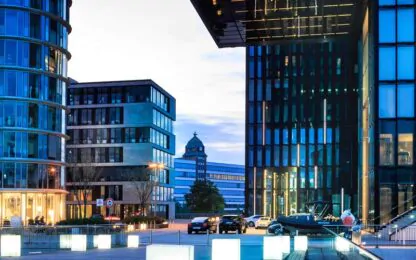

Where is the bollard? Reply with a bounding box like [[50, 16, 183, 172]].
[[178, 230, 181, 245], [207, 229, 210, 245], [150, 229, 153, 245]]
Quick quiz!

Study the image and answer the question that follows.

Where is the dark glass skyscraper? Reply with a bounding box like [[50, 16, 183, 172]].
[[246, 42, 358, 217], [0, 0, 71, 224]]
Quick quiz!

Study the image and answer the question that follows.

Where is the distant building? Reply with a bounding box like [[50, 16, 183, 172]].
[[66, 80, 176, 220], [182, 132, 207, 180], [174, 135, 245, 213]]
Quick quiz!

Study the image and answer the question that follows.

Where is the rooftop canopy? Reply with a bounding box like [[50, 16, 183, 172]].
[[191, 0, 361, 48]]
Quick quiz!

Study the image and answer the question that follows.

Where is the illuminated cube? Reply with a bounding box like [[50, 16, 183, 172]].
[[97, 235, 111, 249], [146, 244, 194, 260], [335, 236, 350, 252], [59, 234, 72, 249], [71, 234, 87, 251], [128, 235, 139, 248], [1, 235, 21, 257], [294, 236, 308, 251], [263, 236, 283, 260], [212, 239, 240, 260]]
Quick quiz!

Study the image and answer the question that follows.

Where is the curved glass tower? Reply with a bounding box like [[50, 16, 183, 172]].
[[0, 0, 71, 225]]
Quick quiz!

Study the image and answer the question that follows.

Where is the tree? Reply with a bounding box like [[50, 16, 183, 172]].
[[125, 167, 157, 216], [69, 164, 101, 219], [185, 180, 225, 213]]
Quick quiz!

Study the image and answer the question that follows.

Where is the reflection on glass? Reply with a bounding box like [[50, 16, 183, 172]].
[[398, 133, 413, 165], [380, 134, 394, 165]]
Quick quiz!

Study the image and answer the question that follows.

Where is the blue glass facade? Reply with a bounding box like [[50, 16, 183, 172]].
[[174, 158, 245, 213], [374, 0, 416, 224], [0, 0, 70, 224]]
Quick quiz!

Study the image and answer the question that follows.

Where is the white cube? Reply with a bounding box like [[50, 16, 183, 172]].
[[93, 235, 98, 248], [71, 234, 87, 251], [97, 235, 111, 249], [294, 236, 308, 251], [128, 235, 140, 248], [263, 236, 283, 260], [335, 237, 350, 252], [277, 236, 290, 254], [146, 244, 194, 260], [59, 234, 72, 249], [1, 235, 21, 257], [212, 239, 240, 260]]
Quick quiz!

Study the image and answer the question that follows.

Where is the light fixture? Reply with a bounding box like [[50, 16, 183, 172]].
[[97, 235, 111, 249], [264, 237, 283, 260]]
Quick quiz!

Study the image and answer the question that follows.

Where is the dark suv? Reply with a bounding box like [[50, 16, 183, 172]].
[[188, 217, 217, 234], [219, 215, 247, 234]]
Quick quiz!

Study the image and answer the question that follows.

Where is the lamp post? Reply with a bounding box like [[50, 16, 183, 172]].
[[148, 162, 164, 217]]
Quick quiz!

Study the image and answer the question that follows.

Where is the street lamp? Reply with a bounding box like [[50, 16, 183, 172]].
[[148, 162, 164, 216]]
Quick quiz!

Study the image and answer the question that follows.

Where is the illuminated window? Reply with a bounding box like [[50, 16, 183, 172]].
[[398, 134, 413, 165], [380, 134, 394, 166]]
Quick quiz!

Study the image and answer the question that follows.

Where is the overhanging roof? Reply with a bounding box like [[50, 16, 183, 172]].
[[191, 0, 361, 48]]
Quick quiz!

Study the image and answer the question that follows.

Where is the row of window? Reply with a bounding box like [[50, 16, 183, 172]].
[[68, 86, 151, 106], [0, 40, 68, 76], [0, 101, 63, 131], [0, 71, 65, 103], [153, 148, 173, 168], [249, 127, 338, 146], [151, 87, 170, 112], [249, 43, 345, 57], [153, 109, 173, 132], [0, 0, 70, 21], [67, 147, 123, 163], [379, 8, 414, 43], [248, 144, 342, 167], [67, 107, 122, 126], [207, 173, 245, 181], [379, 46, 414, 81], [0, 162, 61, 189], [0, 131, 62, 160], [151, 186, 174, 202], [0, 9, 68, 48]]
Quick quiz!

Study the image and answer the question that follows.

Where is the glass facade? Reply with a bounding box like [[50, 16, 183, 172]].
[[246, 42, 358, 218], [66, 80, 176, 220], [375, 0, 416, 224], [0, 0, 70, 224]]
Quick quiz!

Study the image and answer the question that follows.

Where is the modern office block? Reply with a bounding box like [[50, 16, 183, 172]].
[[66, 80, 176, 219], [0, 0, 71, 225]]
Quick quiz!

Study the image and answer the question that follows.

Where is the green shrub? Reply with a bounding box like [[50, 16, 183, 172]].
[[122, 215, 166, 224]]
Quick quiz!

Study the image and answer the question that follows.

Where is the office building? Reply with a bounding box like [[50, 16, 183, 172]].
[[174, 134, 245, 213], [66, 80, 176, 220], [191, 0, 416, 224], [0, 0, 71, 224]]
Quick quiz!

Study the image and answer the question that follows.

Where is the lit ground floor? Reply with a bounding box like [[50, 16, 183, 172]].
[[0, 189, 67, 226]]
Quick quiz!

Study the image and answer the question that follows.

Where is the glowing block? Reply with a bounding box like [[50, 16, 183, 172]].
[[97, 235, 111, 249], [146, 244, 194, 260], [335, 236, 350, 252], [71, 234, 87, 251], [93, 235, 98, 248], [128, 235, 139, 248], [1, 235, 21, 257], [140, 223, 148, 230], [212, 239, 240, 260], [276, 236, 290, 254], [127, 224, 135, 232], [59, 234, 72, 249], [294, 236, 308, 251], [263, 237, 283, 260]]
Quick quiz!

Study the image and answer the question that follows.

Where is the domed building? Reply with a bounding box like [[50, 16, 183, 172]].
[[182, 132, 207, 180]]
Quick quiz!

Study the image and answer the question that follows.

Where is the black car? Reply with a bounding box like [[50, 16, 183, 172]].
[[267, 220, 284, 235], [219, 215, 247, 234], [188, 217, 217, 234]]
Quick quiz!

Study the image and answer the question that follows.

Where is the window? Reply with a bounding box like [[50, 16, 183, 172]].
[[109, 107, 121, 124], [110, 128, 122, 143], [379, 85, 396, 118], [125, 128, 136, 143], [95, 108, 106, 124], [81, 109, 92, 125], [398, 134, 413, 165], [398, 47, 415, 80], [379, 47, 396, 80], [380, 134, 394, 166], [398, 9, 414, 42], [379, 0, 395, 6], [96, 128, 108, 144], [379, 10, 396, 43], [398, 84, 414, 117], [97, 88, 108, 104]]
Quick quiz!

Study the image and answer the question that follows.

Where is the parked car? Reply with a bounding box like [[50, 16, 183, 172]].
[[219, 215, 247, 234], [267, 220, 284, 236], [187, 217, 217, 234], [255, 217, 272, 229], [244, 215, 264, 227]]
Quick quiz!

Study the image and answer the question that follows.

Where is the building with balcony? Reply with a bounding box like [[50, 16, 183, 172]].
[[66, 80, 176, 220], [191, 0, 416, 224], [0, 0, 71, 225], [174, 134, 245, 214]]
